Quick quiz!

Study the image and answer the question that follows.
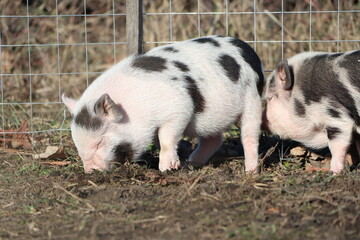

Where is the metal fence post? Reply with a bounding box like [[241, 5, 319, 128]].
[[126, 0, 143, 56]]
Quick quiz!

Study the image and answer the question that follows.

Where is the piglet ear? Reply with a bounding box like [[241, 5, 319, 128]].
[[62, 93, 77, 114], [276, 59, 293, 90], [94, 94, 124, 123]]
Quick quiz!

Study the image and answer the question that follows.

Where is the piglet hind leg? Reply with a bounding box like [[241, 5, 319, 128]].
[[327, 128, 352, 174], [158, 123, 184, 172], [238, 100, 262, 173], [188, 133, 223, 168]]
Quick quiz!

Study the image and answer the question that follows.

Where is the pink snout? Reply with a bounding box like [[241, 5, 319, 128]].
[[83, 161, 109, 173], [79, 151, 110, 173]]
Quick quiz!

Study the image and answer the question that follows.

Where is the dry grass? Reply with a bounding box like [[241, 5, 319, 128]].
[[0, 0, 359, 134]]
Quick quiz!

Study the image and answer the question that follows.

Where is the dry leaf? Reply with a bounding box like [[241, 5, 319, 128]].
[[346, 153, 354, 166], [267, 207, 280, 214], [0, 121, 32, 149], [305, 158, 330, 172], [305, 166, 330, 172], [33, 146, 67, 160], [309, 152, 325, 161], [290, 146, 308, 157], [346, 143, 360, 166], [40, 161, 71, 166]]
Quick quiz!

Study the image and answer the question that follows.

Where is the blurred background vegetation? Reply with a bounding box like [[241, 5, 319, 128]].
[[0, 0, 359, 141]]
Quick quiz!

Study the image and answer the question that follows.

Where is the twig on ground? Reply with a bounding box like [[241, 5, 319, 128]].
[[53, 183, 95, 211], [187, 170, 207, 195], [131, 215, 168, 224]]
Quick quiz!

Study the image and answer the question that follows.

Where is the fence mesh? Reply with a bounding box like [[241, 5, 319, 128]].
[[0, 0, 359, 148]]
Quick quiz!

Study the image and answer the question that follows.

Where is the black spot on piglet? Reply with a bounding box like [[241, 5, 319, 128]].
[[298, 54, 360, 125], [294, 98, 306, 117], [326, 127, 342, 140], [184, 76, 205, 113], [163, 46, 179, 53], [193, 37, 220, 47], [132, 56, 167, 72], [229, 38, 264, 95], [74, 106, 103, 130], [327, 108, 341, 118], [339, 50, 360, 93], [112, 142, 135, 165], [218, 54, 240, 83], [173, 61, 190, 72]]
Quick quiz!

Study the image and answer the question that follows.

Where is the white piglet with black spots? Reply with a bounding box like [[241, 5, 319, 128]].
[[62, 35, 265, 173], [263, 50, 360, 173]]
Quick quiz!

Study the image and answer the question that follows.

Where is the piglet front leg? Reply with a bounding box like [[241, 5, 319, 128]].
[[157, 123, 183, 172]]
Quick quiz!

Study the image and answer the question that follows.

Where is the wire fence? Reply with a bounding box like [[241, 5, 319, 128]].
[[0, 0, 359, 147]]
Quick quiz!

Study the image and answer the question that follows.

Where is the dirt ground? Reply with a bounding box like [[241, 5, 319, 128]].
[[1, 135, 360, 240]]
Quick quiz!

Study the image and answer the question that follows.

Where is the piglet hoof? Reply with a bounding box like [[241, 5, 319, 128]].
[[245, 162, 259, 175], [245, 163, 259, 174], [158, 160, 181, 172], [245, 168, 259, 175], [170, 160, 181, 169]]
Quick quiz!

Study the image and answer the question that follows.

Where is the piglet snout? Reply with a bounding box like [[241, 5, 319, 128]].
[[84, 161, 107, 174]]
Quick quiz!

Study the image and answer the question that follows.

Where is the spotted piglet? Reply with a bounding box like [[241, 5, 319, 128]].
[[263, 50, 360, 173], [62, 35, 265, 173]]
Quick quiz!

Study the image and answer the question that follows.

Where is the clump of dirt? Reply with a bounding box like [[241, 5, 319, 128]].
[[1, 137, 360, 240]]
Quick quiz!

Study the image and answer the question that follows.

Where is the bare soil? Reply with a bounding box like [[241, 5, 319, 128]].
[[1, 136, 360, 240]]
